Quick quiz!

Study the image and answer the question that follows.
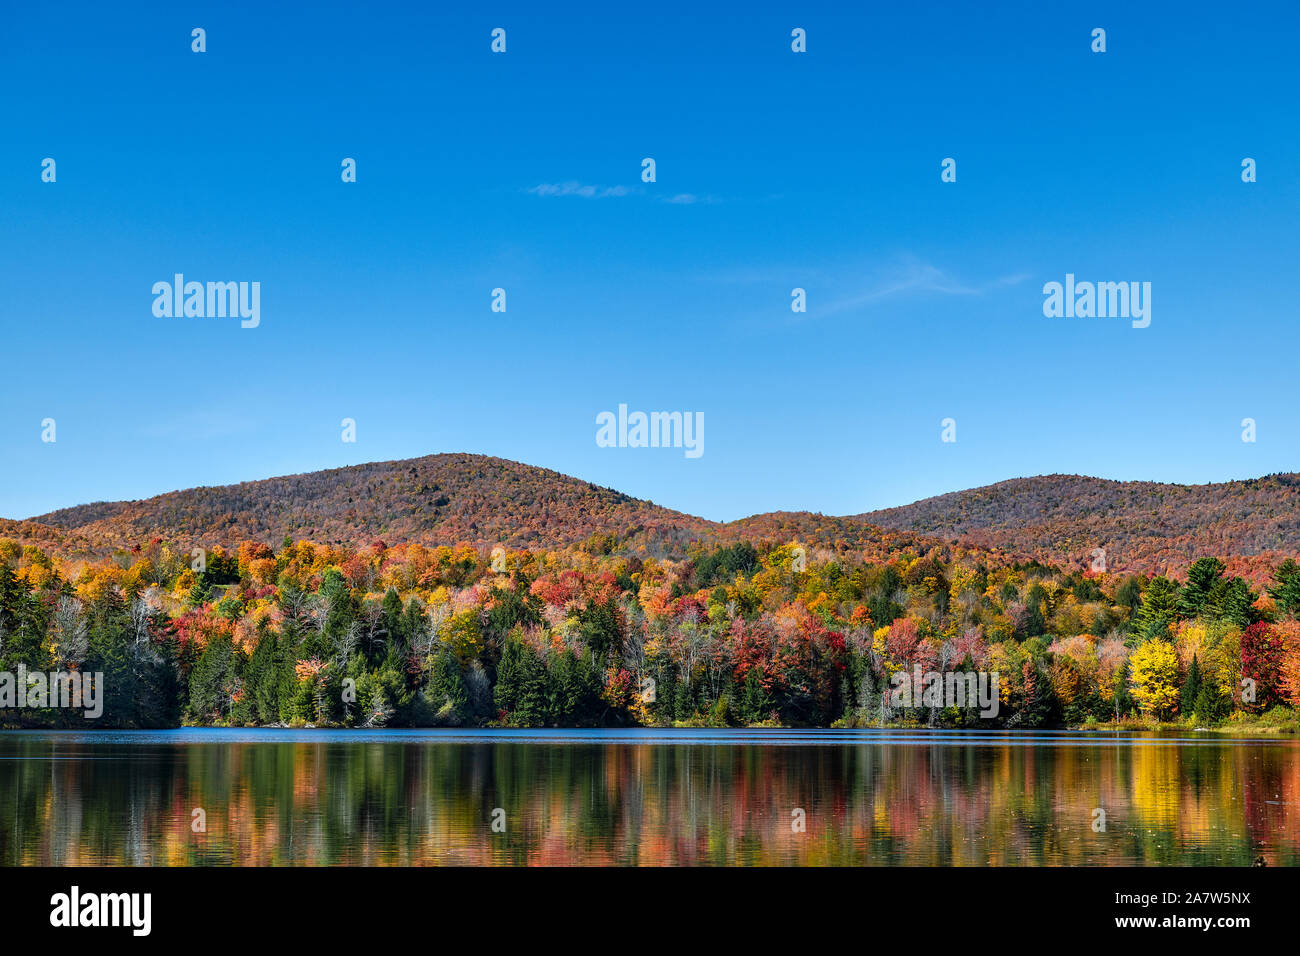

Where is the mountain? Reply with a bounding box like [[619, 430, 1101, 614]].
[[25, 453, 933, 562], [858, 473, 1300, 576], [19, 458, 1300, 576], [27, 454, 721, 557]]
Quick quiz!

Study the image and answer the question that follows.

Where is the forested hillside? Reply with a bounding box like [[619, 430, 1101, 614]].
[[30, 454, 716, 558], [31, 457, 1300, 579], [861, 473, 1300, 578], [6, 456, 1300, 733]]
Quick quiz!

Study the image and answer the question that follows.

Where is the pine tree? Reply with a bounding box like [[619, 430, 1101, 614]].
[[379, 588, 404, 663], [428, 651, 468, 724], [494, 635, 522, 714], [515, 643, 550, 727], [1178, 558, 1226, 620], [1024, 583, 1049, 637], [1135, 577, 1179, 638], [1193, 686, 1212, 723], [739, 669, 770, 725], [398, 598, 425, 659], [247, 629, 282, 724], [1268, 559, 1300, 618], [1217, 577, 1257, 629], [0, 564, 41, 668], [1180, 654, 1201, 718]]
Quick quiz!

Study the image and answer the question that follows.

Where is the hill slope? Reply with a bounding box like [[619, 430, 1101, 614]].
[[859, 473, 1300, 574], [21, 460, 1300, 575], [29, 454, 718, 556]]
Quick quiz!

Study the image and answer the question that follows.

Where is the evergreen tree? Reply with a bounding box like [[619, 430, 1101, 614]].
[[486, 584, 541, 638], [1180, 654, 1201, 719], [738, 669, 771, 725], [398, 598, 425, 659], [427, 650, 468, 723], [1115, 576, 1143, 614], [1192, 684, 1223, 723], [1267, 559, 1300, 618], [0, 564, 42, 670], [1135, 577, 1179, 638], [1023, 584, 1049, 637], [578, 599, 622, 666], [379, 588, 404, 663], [514, 642, 550, 726], [187, 634, 240, 723], [1178, 558, 1226, 619], [494, 635, 522, 714], [1216, 577, 1257, 629], [247, 628, 285, 724]]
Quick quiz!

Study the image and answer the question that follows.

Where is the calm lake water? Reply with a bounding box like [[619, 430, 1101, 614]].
[[0, 728, 1296, 866]]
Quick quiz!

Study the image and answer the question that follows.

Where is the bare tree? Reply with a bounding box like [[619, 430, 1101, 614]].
[[304, 591, 333, 637], [333, 621, 360, 669], [620, 600, 650, 695], [278, 584, 313, 628], [221, 674, 244, 718], [703, 624, 734, 704], [51, 596, 88, 669], [357, 600, 387, 659], [413, 603, 451, 675], [464, 661, 492, 715], [128, 596, 158, 661]]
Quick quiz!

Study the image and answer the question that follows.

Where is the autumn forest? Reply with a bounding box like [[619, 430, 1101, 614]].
[[3, 456, 1300, 731]]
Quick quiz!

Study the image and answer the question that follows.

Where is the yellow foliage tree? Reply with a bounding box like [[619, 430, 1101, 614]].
[[440, 610, 484, 661], [1129, 639, 1180, 719]]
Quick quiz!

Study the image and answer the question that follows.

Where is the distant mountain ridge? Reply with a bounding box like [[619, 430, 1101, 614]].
[[15, 457, 1300, 575], [858, 473, 1300, 575]]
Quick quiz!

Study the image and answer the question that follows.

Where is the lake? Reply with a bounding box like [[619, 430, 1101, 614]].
[[0, 728, 1295, 866]]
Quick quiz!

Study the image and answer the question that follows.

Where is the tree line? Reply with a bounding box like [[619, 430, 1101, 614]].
[[2, 535, 1299, 729]]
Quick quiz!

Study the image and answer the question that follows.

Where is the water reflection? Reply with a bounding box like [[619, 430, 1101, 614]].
[[0, 729, 1295, 866]]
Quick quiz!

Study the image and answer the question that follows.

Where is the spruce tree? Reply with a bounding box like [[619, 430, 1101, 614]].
[[1178, 558, 1226, 619], [1267, 559, 1300, 618], [1135, 577, 1179, 638], [494, 635, 522, 714], [1180, 654, 1201, 719], [428, 651, 468, 723]]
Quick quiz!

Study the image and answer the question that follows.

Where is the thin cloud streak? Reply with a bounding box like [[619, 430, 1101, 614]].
[[820, 262, 1030, 316], [528, 182, 630, 199]]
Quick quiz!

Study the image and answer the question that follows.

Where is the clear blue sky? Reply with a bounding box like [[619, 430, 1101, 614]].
[[2, 1, 1297, 523]]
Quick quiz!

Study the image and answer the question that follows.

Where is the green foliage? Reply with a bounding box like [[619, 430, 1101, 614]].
[[691, 542, 759, 588], [1180, 654, 1201, 717], [1179, 558, 1227, 620], [1, 529, 1296, 733], [1268, 559, 1300, 618], [1135, 577, 1179, 638]]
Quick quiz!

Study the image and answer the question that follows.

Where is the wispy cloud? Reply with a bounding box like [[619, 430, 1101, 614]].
[[820, 261, 1030, 316], [661, 193, 721, 205], [526, 183, 728, 205], [528, 182, 630, 199]]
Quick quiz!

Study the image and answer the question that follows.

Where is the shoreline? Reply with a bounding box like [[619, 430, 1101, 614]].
[[3, 720, 1296, 736]]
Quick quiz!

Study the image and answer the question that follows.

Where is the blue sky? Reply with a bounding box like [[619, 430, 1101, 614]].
[[1, 1, 1297, 524]]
